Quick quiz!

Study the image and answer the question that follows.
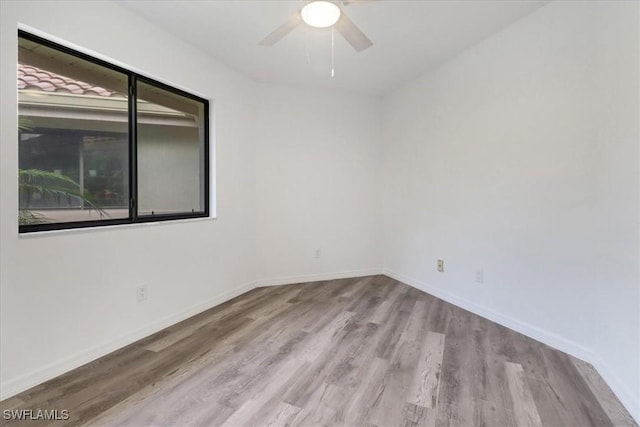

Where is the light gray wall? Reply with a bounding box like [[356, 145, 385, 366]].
[[254, 84, 383, 284], [137, 125, 202, 214], [381, 1, 639, 419]]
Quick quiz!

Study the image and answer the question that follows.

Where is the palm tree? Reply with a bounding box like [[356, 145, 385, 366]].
[[18, 118, 107, 226], [18, 169, 107, 225]]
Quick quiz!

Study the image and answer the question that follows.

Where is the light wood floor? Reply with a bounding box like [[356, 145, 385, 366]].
[[1, 276, 636, 427]]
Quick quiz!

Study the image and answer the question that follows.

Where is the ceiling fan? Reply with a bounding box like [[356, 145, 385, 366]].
[[259, 0, 373, 52]]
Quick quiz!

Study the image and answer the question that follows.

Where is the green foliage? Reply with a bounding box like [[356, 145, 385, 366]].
[[18, 210, 46, 226], [18, 118, 107, 226], [18, 116, 32, 131], [18, 169, 107, 225]]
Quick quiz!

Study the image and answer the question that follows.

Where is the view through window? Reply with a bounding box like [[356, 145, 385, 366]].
[[18, 31, 209, 232]]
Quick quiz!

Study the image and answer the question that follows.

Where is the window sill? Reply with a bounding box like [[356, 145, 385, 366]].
[[17, 215, 218, 239]]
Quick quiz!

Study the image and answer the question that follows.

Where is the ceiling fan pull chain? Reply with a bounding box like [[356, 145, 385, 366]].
[[306, 26, 311, 64], [331, 26, 335, 78]]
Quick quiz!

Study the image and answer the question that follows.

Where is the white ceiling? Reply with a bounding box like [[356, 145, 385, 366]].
[[117, 0, 549, 97]]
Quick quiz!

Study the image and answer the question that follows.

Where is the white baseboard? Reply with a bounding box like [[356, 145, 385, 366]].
[[0, 281, 256, 401], [590, 355, 640, 423], [383, 269, 594, 361], [383, 269, 639, 424], [254, 268, 383, 287]]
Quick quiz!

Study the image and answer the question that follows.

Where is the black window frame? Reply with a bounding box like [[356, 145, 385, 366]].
[[18, 30, 210, 233]]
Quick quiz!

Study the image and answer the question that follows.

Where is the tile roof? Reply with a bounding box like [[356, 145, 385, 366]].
[[18, 63, 124, 97]]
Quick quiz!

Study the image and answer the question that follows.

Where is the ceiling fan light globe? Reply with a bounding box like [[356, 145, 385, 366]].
[[301, 1, 341, 28]]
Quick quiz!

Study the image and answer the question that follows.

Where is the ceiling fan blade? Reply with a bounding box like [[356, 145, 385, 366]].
[[259, 13, 302, 46], [334, 12, 373, 52]]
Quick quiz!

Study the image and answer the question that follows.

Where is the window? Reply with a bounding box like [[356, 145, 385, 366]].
[[18, 31, 209, 233]]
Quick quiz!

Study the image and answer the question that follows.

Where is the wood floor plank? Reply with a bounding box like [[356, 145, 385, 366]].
[[342, 356, 390, 426], [298, 310, 356, 362], [369, 338, 422, 426], [375, 298, 414, 360], [505, 361, 544, 427], [220, 355, 310, 427], [572, 357, 638, 427], [516, 337, 615, 427], [86, 345, 235, 426], [434, 309, 479, 427], [289, 382, 353, 426], [144, 286, 302, 353], [408, 331, 446, 409], [144, 316, 220, 353], [1, 275, 635, 427], [264, 402, 302, 427], [210, 331, 310, 409], [402, 402, 436, 427], [0, 396, 25, 412], [281, 320, 366, 409], [401, 300, 428, 343], [69, 316, 252, 425]]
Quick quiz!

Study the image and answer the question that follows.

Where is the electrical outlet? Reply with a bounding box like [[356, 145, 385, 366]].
[[314, 249, 321, 259], [475, 269, 484, 284], [136, 285, 148, 302], [437, 259, 444, 272]]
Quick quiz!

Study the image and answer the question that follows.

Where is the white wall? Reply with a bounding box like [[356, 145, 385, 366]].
[[0, 0, 258, 398], [381, 0, 639, 420], [254, 84, 383, 284]]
